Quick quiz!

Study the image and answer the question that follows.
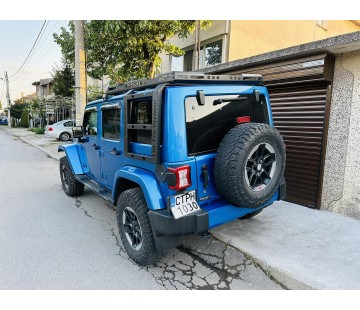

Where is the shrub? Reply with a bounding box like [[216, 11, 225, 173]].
[[34, 127, 45, 134]]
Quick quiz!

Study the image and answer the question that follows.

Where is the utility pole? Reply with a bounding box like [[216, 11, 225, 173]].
[[74, 20, 87, 126], [193, 20, 201, 70], [4, 71, 11, 128]]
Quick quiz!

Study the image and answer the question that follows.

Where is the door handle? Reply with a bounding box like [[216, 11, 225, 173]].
[[110, 148, 121, 155], [92, 143, 100, 150]]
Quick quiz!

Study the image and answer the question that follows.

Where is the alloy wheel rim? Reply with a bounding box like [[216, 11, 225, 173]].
[[61, 165, 69, 190], [122, 207, 142, 251], [244, 143, 276, 192], [61, 133, 70, 141]]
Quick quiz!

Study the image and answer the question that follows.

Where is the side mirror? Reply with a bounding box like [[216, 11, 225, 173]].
[[72, 126, 83, 139]]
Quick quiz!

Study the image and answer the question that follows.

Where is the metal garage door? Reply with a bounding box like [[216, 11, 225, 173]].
[[213, 53, 335, 208], [268, 82, 331, 208]]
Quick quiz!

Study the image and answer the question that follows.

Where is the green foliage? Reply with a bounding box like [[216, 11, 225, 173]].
[[0, 101, 2, 110], [19, 109, 29, 127], [9, 102, 25, 119], [52, 58, 75, 97], [87, 85, 103, 103], [54, 20, 211, 83], [28, 127, 45, 134], [34, 127, 45, 134]]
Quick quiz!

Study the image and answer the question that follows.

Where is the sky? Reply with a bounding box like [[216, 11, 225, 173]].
[[0, 20, 67, 106], [0, 0, 355, 111]]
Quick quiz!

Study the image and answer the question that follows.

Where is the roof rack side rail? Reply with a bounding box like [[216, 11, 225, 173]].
[[104, 71, 264, 98], [239, 73, 263, 81]]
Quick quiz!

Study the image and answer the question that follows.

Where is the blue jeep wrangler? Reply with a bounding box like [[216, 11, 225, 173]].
[[59, 72, 286, 266]]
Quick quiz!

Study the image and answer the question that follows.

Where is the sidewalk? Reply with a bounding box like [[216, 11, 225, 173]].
[[2, 126, 360, 290]]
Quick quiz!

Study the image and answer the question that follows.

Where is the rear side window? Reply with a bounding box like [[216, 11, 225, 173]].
[[185, 94, 269, 155], [63, 121, 74, 127], [128, 98, 152, 144], [102, 108, 120, 140], [83, 110, 98, 136]]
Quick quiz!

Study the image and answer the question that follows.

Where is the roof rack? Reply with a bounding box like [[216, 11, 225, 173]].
[[104, 71, 263, 99]]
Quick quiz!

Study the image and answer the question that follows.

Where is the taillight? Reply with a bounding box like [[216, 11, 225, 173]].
[[48, 127, 53, 131], [236, 116, 250, 124], [167, 165, 191, 191]]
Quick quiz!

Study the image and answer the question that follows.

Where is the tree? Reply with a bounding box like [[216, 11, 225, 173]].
[[54, 20, 210, 83], [52, 58, 75, 97], [9, 102, 25, 120], [0, 101, 2, 110], [19, 108, 29, 127]]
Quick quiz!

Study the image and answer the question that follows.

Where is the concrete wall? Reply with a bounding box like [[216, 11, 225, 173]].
[[229, 20, 360, 61], [321, 50, 360, 219], [160, 20, 360, 74]]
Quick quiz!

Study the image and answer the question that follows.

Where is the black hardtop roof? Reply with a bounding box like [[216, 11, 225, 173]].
[[105, 71, 263, 99]]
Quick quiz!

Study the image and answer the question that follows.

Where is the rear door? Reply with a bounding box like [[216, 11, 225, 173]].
[[99, 102, 123, 190], [184, 91, 270, 203]]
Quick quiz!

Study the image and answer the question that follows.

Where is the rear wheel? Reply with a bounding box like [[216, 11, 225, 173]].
[[117, 188, 160, 266], [59, 157, 84, 197], [59, 132, 71, 141]]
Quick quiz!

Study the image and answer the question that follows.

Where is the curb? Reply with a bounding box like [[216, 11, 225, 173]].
[[1, 128, 61, 161], [212, 233, 315, 290], [19, 137, 61, 161]]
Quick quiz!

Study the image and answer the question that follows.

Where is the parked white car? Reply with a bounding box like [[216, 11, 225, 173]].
[[45, 120, 75, 141]]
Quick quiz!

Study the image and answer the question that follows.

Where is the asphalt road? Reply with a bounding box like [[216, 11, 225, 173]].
[[0, 129, 284, 290]]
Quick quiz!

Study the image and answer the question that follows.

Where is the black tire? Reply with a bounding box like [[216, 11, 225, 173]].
[[117, 188, 160, 266], [239, 209, 263, 220], [59, 156, 84, 197], [59, 132, 71, 141], [214, 123, 285, 208]]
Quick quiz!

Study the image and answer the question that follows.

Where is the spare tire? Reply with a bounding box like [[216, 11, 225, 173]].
[[214, 123, 285, 208]]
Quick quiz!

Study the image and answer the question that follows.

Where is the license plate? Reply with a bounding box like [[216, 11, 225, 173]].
[[169, 190, 200, 219]]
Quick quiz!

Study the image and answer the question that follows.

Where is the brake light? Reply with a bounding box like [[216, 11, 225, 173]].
[[236, 116, 250, 123], [167, 165, 191, 191], [48, 127, 53, 131]]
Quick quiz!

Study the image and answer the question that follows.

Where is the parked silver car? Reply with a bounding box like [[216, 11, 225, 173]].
[[45, 120, 75, 141]]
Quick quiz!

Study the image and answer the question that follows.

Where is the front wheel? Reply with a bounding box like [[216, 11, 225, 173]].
[[117, 188, 160, 266], [59, 157, 84, 197]]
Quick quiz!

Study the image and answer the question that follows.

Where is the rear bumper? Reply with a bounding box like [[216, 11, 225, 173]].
[[149, 178, 286, 236], [148, 209, 209, 237]]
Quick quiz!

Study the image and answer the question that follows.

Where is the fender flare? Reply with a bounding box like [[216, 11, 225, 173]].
[[113, 166, 166, 211], [58, 144, 89, 175]]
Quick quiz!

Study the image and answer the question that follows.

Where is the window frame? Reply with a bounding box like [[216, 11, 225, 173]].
[[83, 107, 98, 137], [101, 104, 121, 141], [178, 36, 225, 71]]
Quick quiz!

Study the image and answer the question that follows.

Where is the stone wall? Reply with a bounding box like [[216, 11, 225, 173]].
[[321, 51, 360, 219]]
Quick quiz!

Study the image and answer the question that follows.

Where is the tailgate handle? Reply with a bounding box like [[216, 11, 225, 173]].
[[201, 165, 209, 189]]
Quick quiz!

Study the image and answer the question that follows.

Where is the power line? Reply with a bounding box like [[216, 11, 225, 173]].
[[9, 20, 61, 84], [9, 20, 47, 78], [9, 21, 68, 98]]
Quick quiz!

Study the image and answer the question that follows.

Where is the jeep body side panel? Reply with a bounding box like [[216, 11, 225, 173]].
[[113, 166, 166, 210], [58, 144, 89, 175]]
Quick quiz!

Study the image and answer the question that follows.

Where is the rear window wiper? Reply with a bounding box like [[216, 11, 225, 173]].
[[213, 96, 247, 106]]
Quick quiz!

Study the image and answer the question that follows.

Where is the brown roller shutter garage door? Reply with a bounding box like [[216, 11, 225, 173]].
[[221, 54, 335, 208]]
